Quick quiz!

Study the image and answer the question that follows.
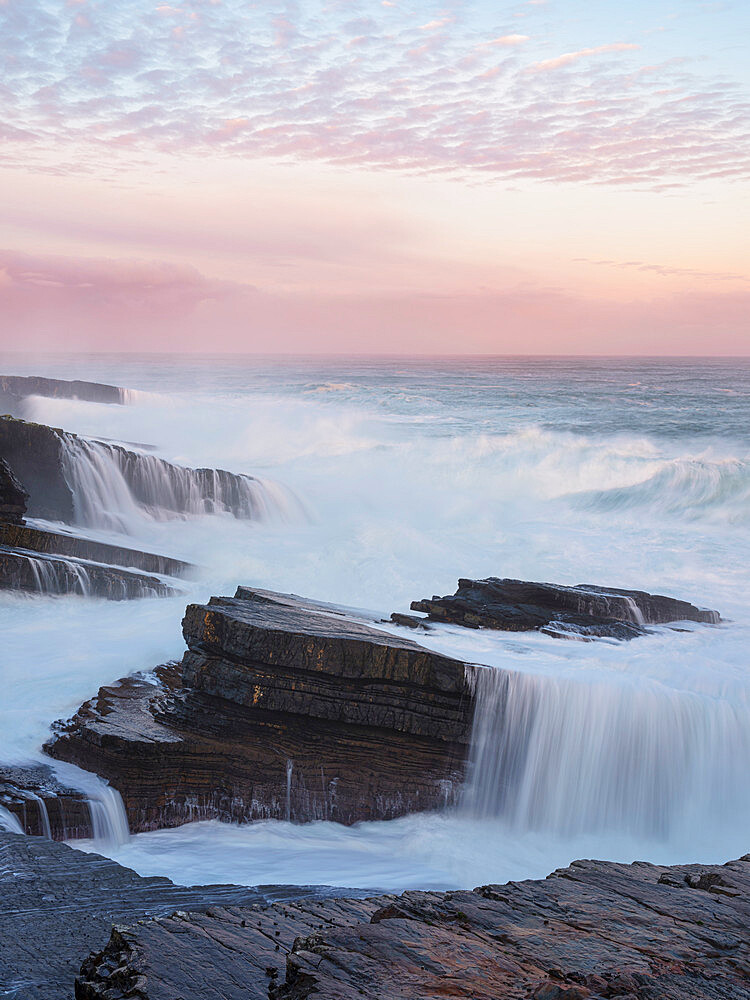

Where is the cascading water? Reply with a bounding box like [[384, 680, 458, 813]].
[[48, 760, 131, 848], [59, 433, 302, 533], [0, 805, 24, 834], [462, 664, 750, 839], [25, 554, 92, 596], [87, 786, 130, 848]]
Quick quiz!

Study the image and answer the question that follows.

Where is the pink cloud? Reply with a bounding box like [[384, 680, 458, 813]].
[[531, 43, 640, 73], [1, 249, 748, 356], [1, 3, 746, 188]]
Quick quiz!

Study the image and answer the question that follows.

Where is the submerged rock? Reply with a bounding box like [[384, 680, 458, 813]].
[[46, 589, 472, 831], [0, 457, 28, 524], [75, 854, 750, 999], [411, 577, 720, 639]]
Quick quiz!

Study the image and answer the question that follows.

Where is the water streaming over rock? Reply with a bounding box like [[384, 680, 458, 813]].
[[462, 664, 750, 839], [0, 804, 25, 834], [87, 786, 130, 848], [59, 433, 302, 533], [25, 554, 91, 596]]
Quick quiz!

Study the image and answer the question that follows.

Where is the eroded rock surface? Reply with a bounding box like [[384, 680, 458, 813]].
[[0, 458, 27, 524], [0, 522, 191, 577], [76, 855, 750, 1000], [46, 589, 473, 830], [0, 549, 179, 599], [0, 831, 356, 1000], [0, 373, 128, 407], [0, 764, 91, 840], [0, 415, 273, 523], [411, 577, 720, 639]]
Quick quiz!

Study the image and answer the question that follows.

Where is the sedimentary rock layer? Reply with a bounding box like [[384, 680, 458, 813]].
[[0, 764, 91, 840], [0, 457, 27, 524], [0, 417, 76, 521], [76, 854, 750, 1000], [0, 832, 352, 1000], [46, 589, 474, 830], [411, 577, 721, 639], [0, 415, 271, 523], [0, 522, 191, 578], [0, 373, 128, 405], [0, 374, 128, 419], [0, 548, 179, 599]]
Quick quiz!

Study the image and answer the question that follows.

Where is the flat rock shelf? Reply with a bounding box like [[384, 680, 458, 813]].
[[75, 852, 750, 1000], [0, 832, 365, 1000]]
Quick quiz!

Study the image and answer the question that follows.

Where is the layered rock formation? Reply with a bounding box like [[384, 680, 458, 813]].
[[46, 589, 473, 830], [0, 522, 191, 578], [0, 417, 75, 521], [410, 577, 721, 640], [0, 373, 128, 418], [0, 764, 91, 840], [76, 854, 750, 1000], [0, 832, 355, 1000], [0, 548, 179, 599], [0, 457, 28, 524], [0, 414, 274, 523]]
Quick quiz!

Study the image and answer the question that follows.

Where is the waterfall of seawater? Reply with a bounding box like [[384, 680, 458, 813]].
[[59, 433, 303, 532], [87, 785, 130, 847], [462, 665, 750, 839], [27, 555, 92, 596], [0, 804, 25, 835]]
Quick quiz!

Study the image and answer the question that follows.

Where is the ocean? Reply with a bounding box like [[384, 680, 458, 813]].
[[2, 354, 749, 891]]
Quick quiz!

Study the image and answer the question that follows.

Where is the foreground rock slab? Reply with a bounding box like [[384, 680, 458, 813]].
[[47, 588, 473, 830], [0, 832, 358, 1000], [76, 854, 750, 1000], [411, 577, 721, 640]]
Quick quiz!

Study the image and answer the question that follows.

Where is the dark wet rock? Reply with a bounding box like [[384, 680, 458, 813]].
[[0, 458, 27, 525], [0, 522, 192, 578], [388, 612, 432, 630], [0, 417, 75, 521], [411, 577, 720, 640], [75, 855, 750, 1000], [0, 831, 358, 1000], [0, 548, 179, 599], [46, 589, 473, 831], [0, 763, 91, 839], [0, 415, 272, 523], [0, 374, 127, 418]]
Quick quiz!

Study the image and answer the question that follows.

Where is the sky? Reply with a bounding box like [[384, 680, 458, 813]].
[[0, 0, 748, 354]]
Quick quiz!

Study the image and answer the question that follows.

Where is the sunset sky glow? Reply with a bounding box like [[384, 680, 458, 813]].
[[1, 0, 748, 353]]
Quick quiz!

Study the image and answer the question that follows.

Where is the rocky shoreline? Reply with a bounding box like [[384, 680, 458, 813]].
[[0, 372, 742, 998], [2, 830, 747, 1000]]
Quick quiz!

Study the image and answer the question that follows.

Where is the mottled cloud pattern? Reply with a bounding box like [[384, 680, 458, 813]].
[[1, 0, 748, 186]]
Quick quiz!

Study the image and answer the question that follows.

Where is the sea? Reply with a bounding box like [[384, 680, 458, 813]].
[[1, 354, 749, 892]]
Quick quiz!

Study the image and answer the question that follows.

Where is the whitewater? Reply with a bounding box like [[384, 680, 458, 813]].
[[1, 354, 749, 892]]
